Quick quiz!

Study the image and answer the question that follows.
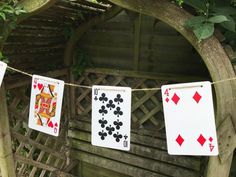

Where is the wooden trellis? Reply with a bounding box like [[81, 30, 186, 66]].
[[74, 70, 168, 130], [3, 69, 77, 177], [68, 68, 205, 177]]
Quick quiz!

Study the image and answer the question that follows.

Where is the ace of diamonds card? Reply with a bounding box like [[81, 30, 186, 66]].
[[0, 61, 7, 87], [161, 81, 218, 156], [92, 85, 132, 151], [28, 75, 64, 136]]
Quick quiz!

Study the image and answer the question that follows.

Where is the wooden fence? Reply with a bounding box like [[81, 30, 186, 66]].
[[68, 68, 206, 177], [3, 68, 77, 177]]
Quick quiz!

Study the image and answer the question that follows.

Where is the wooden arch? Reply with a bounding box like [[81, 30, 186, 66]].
[[105, 0, 236, 177], [0, 0, 235, 176]]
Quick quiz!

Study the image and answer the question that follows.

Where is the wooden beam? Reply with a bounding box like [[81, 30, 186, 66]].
[[63, 6, 123, 66], [108, 0, 236, 176], [85, 67, 209, 82], [133, 13, 142, 70], [0, 0, 56, 49], [207, 115, 236, 176], [0, 85, 16, 177], [207, 155, 234, 177]]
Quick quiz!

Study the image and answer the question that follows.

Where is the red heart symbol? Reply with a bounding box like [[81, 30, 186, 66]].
[[48, 121, 53, 128], [33, 85, 36, 89], [54, 123, 58, 127], [38, 83, 43, 90]]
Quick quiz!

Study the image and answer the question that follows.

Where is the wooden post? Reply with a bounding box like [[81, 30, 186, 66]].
[[0, 85, 16, 177], [207, 154, 233, 177], [133, 13, 142, 70]]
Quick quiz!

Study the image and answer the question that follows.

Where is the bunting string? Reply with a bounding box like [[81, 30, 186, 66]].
[[6, 65, 236, 92]]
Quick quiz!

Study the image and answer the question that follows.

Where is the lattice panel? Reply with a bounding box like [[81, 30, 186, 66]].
[[5, 71, 76, 177], [75, 72, 170, 130]]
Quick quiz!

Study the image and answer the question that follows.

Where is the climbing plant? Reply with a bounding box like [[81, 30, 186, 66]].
[[177, 0, 236, 43], [72, 47, 93, 78], [0, 0, 26, 61], [0, 1, 26, 40]]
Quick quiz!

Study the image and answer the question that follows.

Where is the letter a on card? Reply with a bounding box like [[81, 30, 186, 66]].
[[0, 61, 7, 87], [161, 81, 218, 156], [28, 75, 64, 136]]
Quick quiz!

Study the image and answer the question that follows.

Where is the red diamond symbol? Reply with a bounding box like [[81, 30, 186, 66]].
[[209, 137, 213, 142], [171, 93, 180, 105], [197, 134, 206, 146], [165, 98, 169, 103], [193, 91, 202, 103], [176, 134, 184, 146]]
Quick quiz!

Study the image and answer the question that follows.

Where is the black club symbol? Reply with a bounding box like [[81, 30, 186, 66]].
[[114, 94, 123, 105], [113, 132, 123, 142], [98, 130, 107, 140], [99, 93, 108, 103], [113, 119, 123, 130], [99, 106, 108, 116], [124, 134, 128, 140], [114, 107, 123, 117], [106, 100, 115, 110], [98, 118, 107, 128], [106, 125, 115, 135]]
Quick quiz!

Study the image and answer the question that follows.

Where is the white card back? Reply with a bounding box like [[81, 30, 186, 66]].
[[161, 81, 218, 156]]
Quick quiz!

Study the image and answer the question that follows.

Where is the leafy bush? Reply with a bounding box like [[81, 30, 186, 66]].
[[176, 0, 236, 42]]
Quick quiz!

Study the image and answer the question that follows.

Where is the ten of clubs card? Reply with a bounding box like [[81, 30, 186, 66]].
[[28, 75, 64, 136], [161, 81, 218, 156], [0, 61, 7, 87], [92, 85, 132, 151]]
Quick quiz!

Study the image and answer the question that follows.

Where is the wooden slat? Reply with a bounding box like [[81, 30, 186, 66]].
[[79, 162, 131, 177], [69, 139, 199, 177], [15, 155, 76, 177], [68, 120, 200, 170], [70, 150, 169, 177], [11, 130, 67, 161], [85, 68, 209, 82]]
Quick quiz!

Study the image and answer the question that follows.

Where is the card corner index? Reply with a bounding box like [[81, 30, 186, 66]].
[[161, 84, 168, 90]]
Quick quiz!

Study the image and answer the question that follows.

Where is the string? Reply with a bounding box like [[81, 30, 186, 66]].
[[6, 65, 236, 91], [7, 66, 33, 77], [64, 83, 92, 89]]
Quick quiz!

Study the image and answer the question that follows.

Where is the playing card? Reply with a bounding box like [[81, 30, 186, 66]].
[[0, 61, 7, 87], [28, 75, 64, 136], [161, 81, 218, 156], [92, 85, 132, 151]]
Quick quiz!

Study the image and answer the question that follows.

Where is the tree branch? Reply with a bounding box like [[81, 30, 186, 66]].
[[18, 0, 57, 19]]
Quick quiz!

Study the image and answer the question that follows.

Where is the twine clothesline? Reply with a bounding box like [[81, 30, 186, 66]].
[[6, 65, 236, 92]]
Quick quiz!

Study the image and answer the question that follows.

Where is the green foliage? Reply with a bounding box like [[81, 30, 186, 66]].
[[184, 0, 236, 42], [193, 22, 214, 40], [0, 51, 8, 63], [175, 0, 184, 6], [63, 25, 74, 40], [91, 0, 98, 3], [73, 47, 93, 78], [0, 1, 27, 41]]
